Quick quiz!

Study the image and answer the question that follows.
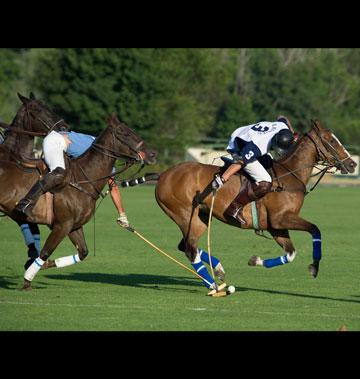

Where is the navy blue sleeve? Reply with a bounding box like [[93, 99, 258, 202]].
[[240, 142, 262, 164]]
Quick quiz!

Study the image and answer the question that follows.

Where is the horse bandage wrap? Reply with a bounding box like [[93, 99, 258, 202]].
[[312, 230, 322, 261], [286, 251, 296, 262]]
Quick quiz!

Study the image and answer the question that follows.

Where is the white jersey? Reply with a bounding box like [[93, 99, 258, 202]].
[[227, 121, 288, 156]]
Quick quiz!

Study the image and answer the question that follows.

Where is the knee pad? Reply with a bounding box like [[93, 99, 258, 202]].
[[51, 167, 66, 181], [40, 167, 67, 192], [253, 181, 272, 197]]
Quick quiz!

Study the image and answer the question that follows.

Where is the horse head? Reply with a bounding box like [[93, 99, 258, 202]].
[[106, 112, 157, 165], [309, 119, 357, 174], [16, 92, 70, 135]]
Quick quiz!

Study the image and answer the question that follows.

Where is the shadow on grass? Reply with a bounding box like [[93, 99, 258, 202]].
[[0, 276, 50, 290], [235, 286, 360, 305], [0, 277, 19, 290], [42, 272, 201, 293], [2, 273, 360, 304]]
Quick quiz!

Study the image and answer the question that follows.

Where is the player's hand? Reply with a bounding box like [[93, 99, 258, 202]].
[[211, 174, 225, 190], [117, 212, 129, 227]]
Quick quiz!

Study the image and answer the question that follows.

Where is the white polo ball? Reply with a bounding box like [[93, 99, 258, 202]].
[[227, 285, 235, 294]]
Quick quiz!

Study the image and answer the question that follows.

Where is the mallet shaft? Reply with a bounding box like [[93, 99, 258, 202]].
[[130, 229, 212, 287]]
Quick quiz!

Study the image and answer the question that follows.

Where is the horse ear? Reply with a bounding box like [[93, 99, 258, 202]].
[[18, 93, 30, 104], [107, 113, 116, 127], [111, 112, 121, 124], [29, 92, 36, 100], [312, 119, 322, 130]]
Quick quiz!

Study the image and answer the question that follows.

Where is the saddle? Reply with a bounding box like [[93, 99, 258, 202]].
[[11, 153, 48, 176]]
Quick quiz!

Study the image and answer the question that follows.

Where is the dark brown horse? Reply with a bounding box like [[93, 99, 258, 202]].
[[0, 92, 70, 268], [155, 120, 357, 291], [0, 92, 69, 161], [0, 113, 156, 290]]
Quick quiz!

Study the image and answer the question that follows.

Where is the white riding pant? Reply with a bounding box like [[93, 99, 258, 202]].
[[42, 131, 67, 172], [244, 160, 272, 183]]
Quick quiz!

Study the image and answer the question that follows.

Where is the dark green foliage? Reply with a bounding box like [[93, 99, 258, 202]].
[[0, 49, 22, 122], [1, 48, 360, 160]]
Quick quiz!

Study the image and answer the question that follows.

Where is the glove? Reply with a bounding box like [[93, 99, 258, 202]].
[[117, 212, 129, 227], [211, 174, 225, 190]]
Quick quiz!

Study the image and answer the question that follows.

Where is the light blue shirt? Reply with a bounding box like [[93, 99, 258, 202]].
[[61, 131, 95, 158], [61, 131, 115, 174]]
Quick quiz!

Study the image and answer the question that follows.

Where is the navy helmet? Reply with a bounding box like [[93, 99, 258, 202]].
[[271, 129, 294, 151]]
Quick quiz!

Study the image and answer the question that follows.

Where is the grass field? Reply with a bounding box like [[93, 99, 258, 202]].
[[1, 185, 360, 331]]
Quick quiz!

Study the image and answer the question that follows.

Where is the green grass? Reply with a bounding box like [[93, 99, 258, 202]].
[[1, 185, 360, 331]]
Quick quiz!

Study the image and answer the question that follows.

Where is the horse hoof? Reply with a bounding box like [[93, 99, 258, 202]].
[[308, 263, 319, 278], [248, 255, 262, 266], [20, 280, 32, 291], [214, 263, 226, 282]]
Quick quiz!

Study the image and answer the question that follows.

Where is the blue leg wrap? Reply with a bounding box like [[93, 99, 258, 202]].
[[198, 249, 220, 268], [20, 224, 35, 246], [191, 261, 215, 288], [312, 230, 322, 261], [34, 234, 41, 253], [263, 254, 289, 268]]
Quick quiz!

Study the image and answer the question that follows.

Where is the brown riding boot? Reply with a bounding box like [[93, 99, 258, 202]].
[[14, 167, 66, 217], [226, 181, 272, 225]]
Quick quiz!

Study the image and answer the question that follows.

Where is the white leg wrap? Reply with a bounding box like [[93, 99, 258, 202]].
[[192, 250, 201, 264], [24, 258, 45, 281], [55, 254, 81, 268], [286, 251, 297, 263]]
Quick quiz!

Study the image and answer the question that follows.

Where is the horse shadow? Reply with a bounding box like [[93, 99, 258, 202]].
[[235, 286, 360, 305], [2, 273, 360, 304], [42, 272, 202, 293]]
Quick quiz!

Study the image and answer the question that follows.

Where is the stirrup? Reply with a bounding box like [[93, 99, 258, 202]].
[[14, 199, 33, 217], [232, 207, 247, 225]]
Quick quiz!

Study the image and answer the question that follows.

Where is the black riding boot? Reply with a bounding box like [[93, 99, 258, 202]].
[[14, 167, 66, 218], [225, 181, 272, 225], [14, 182, 45, 218]]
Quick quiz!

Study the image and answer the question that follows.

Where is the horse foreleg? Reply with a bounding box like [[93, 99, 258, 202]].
[[22, 223, 72, 290], [16, 220, 41, 270], [178, 239, 226, 284], [43, 227, 88, 269], [269, 214, 322, 277], [248, 229, 297, 268], [177, 212, 218, 290]]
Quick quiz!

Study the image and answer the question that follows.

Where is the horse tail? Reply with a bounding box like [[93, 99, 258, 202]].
[[119, 172, 161, 187]]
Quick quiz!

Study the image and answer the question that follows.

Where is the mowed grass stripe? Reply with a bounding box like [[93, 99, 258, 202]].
[[1, 185, 360, 330]]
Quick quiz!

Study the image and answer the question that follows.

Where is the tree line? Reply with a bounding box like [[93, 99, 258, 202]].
[[1, 48, 360, 167]]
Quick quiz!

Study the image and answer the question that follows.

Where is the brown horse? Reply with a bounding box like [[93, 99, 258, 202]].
[[154, 120, 357, 291], [0, 92, 70, 269], [0, 92, 69, 161], [0, 113, 156, 290]]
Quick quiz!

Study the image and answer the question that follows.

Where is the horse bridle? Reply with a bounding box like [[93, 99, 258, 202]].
[[70, 127, 145, 200], [306, 126, 351, 172], [91, 127, 145, 164], [24, 102, 66, 136], [1, 103, 66, 138], [272, 126, 351, 194]]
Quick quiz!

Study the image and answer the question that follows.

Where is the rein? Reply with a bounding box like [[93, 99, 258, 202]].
[[68, 128, 145, 200], [0, 124, 47, 137], [270, 131, 341, 195], [69, 161, 137, 200]]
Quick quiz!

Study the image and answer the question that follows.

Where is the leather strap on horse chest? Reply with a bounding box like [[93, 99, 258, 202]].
[[69, 165, 106, 200], [251, 201, 260, 230]]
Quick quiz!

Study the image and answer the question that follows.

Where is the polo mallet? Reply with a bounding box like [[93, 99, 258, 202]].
[[206, 190, 227, 297], [118, 223, 214, 289]]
